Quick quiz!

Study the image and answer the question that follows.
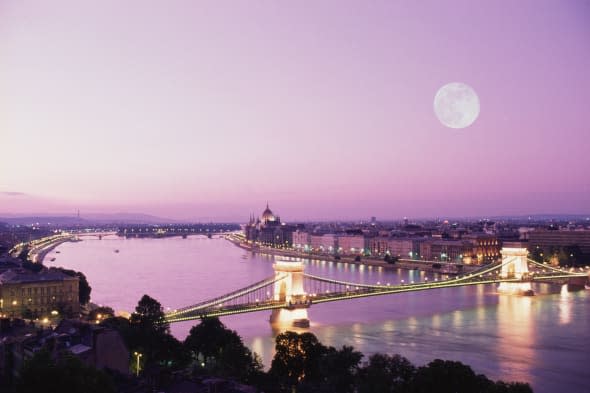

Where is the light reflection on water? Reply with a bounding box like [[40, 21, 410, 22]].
[[559, 284, 571, 325], [496, 295, 535, 384], [48, 237, 590, 393]]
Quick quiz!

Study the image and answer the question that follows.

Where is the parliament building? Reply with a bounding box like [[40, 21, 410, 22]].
[[244, 204, 297, 247]]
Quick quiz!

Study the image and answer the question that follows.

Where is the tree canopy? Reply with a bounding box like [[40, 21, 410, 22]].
[[55, 267, 92, 304], [184, 317, 262, 382], [130, 294, 169, 336], [16, 350, 115, 393], [266, 331, 533, 393]]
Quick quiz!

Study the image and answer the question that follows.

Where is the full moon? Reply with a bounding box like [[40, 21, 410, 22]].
[[434, 82, 480, 129]]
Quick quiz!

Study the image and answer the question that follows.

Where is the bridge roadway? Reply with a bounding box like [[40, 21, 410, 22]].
[[165, 259, 589, 323]]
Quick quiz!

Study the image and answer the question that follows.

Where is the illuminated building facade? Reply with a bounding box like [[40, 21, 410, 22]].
[[0, 268, 79, 319], [368, 237, 423, 258], [292, 230, 310, 251], [463, 234, 500, 263], [310, 234, 337, 253], [420, 240, 473, 262], [337, 235, 365, 255], [528, 229, 590, 254], [244, 204, 296, 247]]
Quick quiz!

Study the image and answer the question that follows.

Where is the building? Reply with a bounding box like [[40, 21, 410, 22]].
[[463, 233, 500, 263], [388, 238, 416, 258], [368, 237, 390, 256], [419, 240, 473, 262], [292, 230, 310, 250], [3, 319, 129, 378], [337, 235, 365, 255], [310, 234, 337, 253], [0, 268, 79, 319], [368, 237, 423, 258], [528, 229, 590, 265], [528, 229, 590, 255], [54, 319, 129, 374], [243, 204, 296, 247]]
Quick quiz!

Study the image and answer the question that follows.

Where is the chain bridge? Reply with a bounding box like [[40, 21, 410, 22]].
[[165, 244, 589, 326]]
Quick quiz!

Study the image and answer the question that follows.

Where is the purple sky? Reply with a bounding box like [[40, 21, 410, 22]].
[[1, 1, 589, 221]]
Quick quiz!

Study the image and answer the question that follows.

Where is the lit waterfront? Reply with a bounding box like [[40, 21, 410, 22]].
[[47, 236, 589, 393]]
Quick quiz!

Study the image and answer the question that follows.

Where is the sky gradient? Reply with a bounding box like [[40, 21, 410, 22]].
[[1, 1, 589, 221]]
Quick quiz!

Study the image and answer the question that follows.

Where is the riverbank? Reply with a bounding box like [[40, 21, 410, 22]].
[[225, 235, 480, 274], [28, 234, 79, 263]]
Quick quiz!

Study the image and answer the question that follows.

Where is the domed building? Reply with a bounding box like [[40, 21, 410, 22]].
[[244, 203, 297, 247], [261, 203, 277, 224]]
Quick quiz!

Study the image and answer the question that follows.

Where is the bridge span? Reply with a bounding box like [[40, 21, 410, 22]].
[[165, 244, 589, 327]]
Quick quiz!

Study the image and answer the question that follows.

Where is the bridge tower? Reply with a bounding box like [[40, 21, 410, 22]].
[[498, 242, 534, 295], [269, 259, 310, 328]]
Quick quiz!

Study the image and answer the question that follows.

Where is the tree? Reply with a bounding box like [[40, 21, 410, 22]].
[[21, 259, 43, 272], [184, 317, 262, 382], [155, 333, 190, 371], [16, 349, 115, 393], [356, 353, 415, 393], [100, 316, 135, 345], [313, 345, 363, 393], [491, 381, 533, 393], [529, 247, 544, 263], [17, 246, 31, 263], [412, 359, 493, 393], [89, 306, 115, 321], [128, 295, 172, 370], [107, 294, 190, 388], [130, 294, 169, 336], [562, 245, 584, 267], [270, 331, 328, 389], [55, 267, 92, 304], [384, 255, 399, 264], [184, 317, 231, 360]]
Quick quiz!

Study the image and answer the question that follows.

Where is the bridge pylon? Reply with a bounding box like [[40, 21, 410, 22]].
[[498, 242, 534, 295], [269, 259, 310, 328]]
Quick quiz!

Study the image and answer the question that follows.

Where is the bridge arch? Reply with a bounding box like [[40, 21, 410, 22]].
[[498, 242, 533, 295], [270, 260, 310, 327]]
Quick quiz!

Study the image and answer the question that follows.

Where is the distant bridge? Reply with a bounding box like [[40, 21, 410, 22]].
[[118, 224, 239, 238], [165, 245, 589, 326]]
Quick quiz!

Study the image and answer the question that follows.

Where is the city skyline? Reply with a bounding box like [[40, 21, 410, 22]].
[[1, 1, 589, 220]]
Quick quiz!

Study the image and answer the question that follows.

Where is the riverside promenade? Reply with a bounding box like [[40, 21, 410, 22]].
[[10, 233, 79, 263], [225, 234, 480, 274]]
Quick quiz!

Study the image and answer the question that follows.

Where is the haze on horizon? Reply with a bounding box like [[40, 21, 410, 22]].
[[1, 1, 589, 222]]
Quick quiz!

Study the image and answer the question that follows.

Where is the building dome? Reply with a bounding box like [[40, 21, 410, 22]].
[[261, 203, 276, 222]]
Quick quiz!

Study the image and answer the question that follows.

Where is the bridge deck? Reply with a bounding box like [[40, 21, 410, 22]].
[[165, 267, 588, 323]]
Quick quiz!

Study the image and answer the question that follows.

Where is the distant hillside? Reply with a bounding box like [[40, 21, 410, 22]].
[[0, 213, 185, 226], [82, 213, 185, 224], [0, 216, 89, 226]]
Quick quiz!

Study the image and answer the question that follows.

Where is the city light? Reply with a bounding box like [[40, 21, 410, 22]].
[[134, 352, 143, 377]]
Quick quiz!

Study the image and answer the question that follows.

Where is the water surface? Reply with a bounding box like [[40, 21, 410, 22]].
[[47, 236, 590, 393]]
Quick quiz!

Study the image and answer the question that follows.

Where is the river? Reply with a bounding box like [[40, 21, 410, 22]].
[[46, 236, 589, 393]]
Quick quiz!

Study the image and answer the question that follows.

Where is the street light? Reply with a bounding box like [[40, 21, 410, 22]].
[[134, 352, 143, 377]]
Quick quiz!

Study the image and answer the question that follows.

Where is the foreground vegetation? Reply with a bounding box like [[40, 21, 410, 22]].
[[14, 294, 533, 393]]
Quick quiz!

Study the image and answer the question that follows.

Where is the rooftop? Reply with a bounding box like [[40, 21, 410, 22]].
[[0, 268, 77, 285]]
